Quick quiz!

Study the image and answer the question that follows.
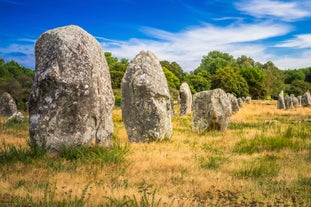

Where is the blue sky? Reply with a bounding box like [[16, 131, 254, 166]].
[[1, 0, 311, 71]]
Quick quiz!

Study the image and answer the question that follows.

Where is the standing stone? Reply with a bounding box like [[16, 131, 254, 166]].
[[245, 96, 251, 103], [237, 98, 243, 108], [290, 94, 299, 107], [179, 82, 192, 116], [301, 92, 311, 107], [227, 93, 239, 113], [284, 95, 293, 109], [29, 25, 114, 151], [121, 50, 172, 142], [277, 91, 286, 109], [192, 88, 232, 132], [297, 96, 302, 106], [0, 92, 17, 116]]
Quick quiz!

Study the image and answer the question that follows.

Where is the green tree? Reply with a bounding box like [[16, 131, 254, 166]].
[[195, 50, 237, 75], [262, 61, 284, 99], [105, 52, 128, 89], [187, 73, 211, 93], [211, 67, 249, 97], [239, 67, 266, 99], [162, 66, 180, 89], [160, 60, 185, 82], [283, 69, 305, 84], [285, 80, 311, 96]]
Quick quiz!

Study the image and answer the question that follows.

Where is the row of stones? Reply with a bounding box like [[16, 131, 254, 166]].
[[277, 91, 311, 109]]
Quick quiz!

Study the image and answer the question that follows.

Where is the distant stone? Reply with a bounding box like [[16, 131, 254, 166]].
[[121, 50, 172, 142], [29, 25, 114, 152], [277, 91, 286, 109], [245, 96, 251, 103], [291, 94, 299, 107], [237, 98, 243, 108], [192, 88, 232, 132], [301, 92, 311, 107], [5, 112, 24, 124], [0, 92, 17, 116], [170, 98, 175, 116], [297, 96, 302, 106], [227, 93, 239, 113], [179, 82, 192, 116], [284, 95, 293, 109]]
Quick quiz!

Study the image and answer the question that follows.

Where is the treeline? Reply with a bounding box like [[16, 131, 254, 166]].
[[1, 51, 311, 110], [107, 51, 311, 100], [0, 59, 34, 110]]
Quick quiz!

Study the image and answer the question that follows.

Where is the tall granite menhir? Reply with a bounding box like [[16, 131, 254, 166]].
[[179, 82, 192, 116], [121, 51, 172, 142], [29, 25, 114, 151]]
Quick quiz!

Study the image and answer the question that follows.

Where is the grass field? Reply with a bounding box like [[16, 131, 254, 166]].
[[0, 101, 311, 206]]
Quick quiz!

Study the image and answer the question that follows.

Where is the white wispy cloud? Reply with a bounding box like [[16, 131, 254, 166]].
[[272, 50, 311, 69], [275, 34, 311, 48], [0, 43, 35, 68], [99, 21, 290, 71], [235, 0, 311, 21]]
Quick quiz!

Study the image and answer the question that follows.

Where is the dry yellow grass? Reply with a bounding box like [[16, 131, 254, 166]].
[[0, 101, 311, 206]]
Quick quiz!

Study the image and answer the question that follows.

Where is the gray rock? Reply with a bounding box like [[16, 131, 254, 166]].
[[284, 95, 293, 109], [277, 91, 286, 109], [192, 88, 232, 132], [245, 96, 251, 103], [0, 92, 17, 116], [301, 92, 311, 107], [29, 25, 114, 152], [179, 82, 192, 116], [5, 112, 24, 124], [297, 96, 302, 106], [227, 93, 239, 113], [121, 50, 172, 142], [291, 94, 299, 107], [237, 98, 243, 108]]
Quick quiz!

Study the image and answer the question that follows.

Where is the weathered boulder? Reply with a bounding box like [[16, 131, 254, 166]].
[[5, 112, 24, 124], [192, 88, 232, 132], [121, 50, 172, 142], [245, 96, 251, 103], [0, 92, 17, 116], [284, 95, 293, 109], [301, 92, 311, 107], [179, 82, 192, 116], [237, 98, 243, 108], [291, 94, 299, 107], [29, 25, 114, 151], [277, 91, 286, 109], [227, 93, 239, 113]]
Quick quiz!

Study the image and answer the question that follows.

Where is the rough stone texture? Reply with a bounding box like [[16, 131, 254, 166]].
[[5, 112, 24, 124], [237, 98, 243, 108], [301, 92, 311, 107], [179, 82, 192, 116], [227, 93, 239, 113], [192, 88, 232, 132], [284, 95, 293, 109], [170, 98, 175, 116], [121, 50, 172, 142], [29, 25, 114, 151], [277, 91, 286, 109], [0, 92, 17, 116]]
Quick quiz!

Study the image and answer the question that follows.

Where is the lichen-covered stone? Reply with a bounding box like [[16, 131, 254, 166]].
[[29, 25, 114, 151], [245, 96, 251, 103], [179, 82, 192, 116], [237, 97, 243, 108], [0, 92, 17, 116], [192, 88, 232, 132], [301, 92, 311, 107], [5, 112, 24, 124], [121, 50, 172, 142], [277, 91, 286, 109], [227, 93, 239, 113]]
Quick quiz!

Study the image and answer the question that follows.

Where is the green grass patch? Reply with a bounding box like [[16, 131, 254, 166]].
[[0, 139, 47, 165], [283, 125, 311, 140], [59, 141, 130, 164], [233, 134, 303, 154], [228, 122, 264, 130], [198, 155, 226, 170], [234, 157, 280, 179]]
